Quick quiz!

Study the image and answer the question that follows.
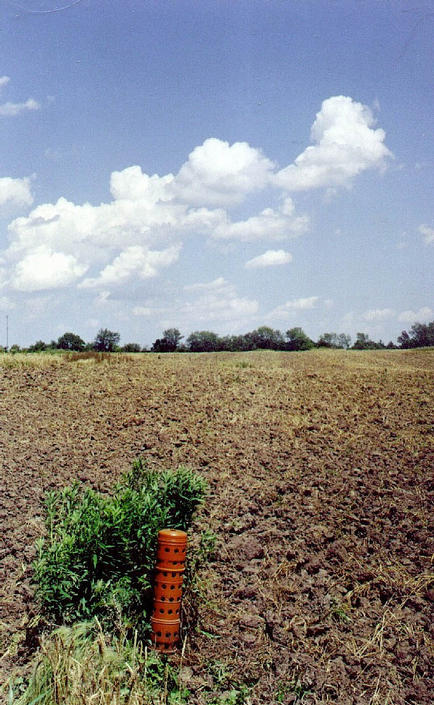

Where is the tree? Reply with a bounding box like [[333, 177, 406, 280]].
[[163, 328, 183, 351], [57, 332, 85, 351], [397, 330, 412, 348], [317, 332, 351, 349], [28, 340, 47, 352], [186, 330, 220, 352], [398, 321, 434, 348], [337, 333, 351, 350], [151, 328, 183, 353], [250, 326, 285, 350], [121, 343, 141, 352], [352, 333, 384, 350], [317, 332, 339, 348], [285, 327, 314, 351], [93, 328, 120, 352]]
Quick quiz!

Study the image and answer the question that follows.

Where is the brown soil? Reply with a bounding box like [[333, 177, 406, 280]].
[[0, 349, 433, 704]]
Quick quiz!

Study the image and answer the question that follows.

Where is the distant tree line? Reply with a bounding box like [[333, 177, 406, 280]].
[[2, 321, 433, 354], [3, 329, 129, 354]]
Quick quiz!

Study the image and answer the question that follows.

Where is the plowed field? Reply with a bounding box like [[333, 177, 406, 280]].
[[0, 349, 433, 704]]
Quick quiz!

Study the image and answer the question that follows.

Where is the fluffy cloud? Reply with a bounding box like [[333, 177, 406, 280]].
[[80, 245, 180, 288], [7, 193, 185, 263], [0, 76, 40, 116], [11, 247, 87, 291], [245, 249, 293, 269], [269, 296, 319, 319], [397, 307, 433, 323], [110, 166, 173, 204], [172, 138, 275, 206], [184, 276, 227, 293], [1, 96, 391, 298], [419, 224, 434, 245], [133, 277, 258, 326], [363, 308, 395, 321], [213, 198, 309, 241], [274, 96, 392, 191], [0, 176, 33, 208], [180, 277, 258, 323], [0, 98, 40, 117]]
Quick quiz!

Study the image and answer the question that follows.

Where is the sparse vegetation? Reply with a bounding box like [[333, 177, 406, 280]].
[[1, 349, 432, 704], [9, 620, 189, 705]]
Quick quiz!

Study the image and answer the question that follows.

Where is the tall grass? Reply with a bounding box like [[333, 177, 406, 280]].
[[9, 620, 188, 705]]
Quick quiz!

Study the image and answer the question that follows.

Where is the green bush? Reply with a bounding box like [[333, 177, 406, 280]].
[[33, 460, 207, 633]]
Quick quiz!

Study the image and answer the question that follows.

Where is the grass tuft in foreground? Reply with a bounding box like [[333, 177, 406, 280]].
[[9, 619, 189, 705]]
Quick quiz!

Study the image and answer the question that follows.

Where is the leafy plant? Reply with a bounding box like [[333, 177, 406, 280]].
[[33, 460, 207, 633]]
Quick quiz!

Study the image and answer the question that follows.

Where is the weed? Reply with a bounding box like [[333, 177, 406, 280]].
[[33, 460, 207, 634], [8, 619, 189, 705], [198, 529, 217, 561], [330, 600, 351, 624], [206, 659, 231, 686], [209, 686, 250, 704], [235, 361, 252, 369], [276, 678, 312, 703]]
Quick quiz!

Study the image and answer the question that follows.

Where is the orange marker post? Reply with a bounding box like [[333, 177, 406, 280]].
[[151, 529, 187, 652]]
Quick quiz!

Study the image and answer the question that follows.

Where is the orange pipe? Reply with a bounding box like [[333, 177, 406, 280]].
[[151, 529, 187, 652]]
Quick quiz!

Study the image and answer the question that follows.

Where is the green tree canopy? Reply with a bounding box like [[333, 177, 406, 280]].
[[398, 321, 434, 348], [352, 333, 385, 350], [121, 343, 142, 352], [93, 328, 120, 352], [163, 328, 183, 350], [186, 330, 220, 352], [28, 340, 47, 352], [57, 332, 85, 351], [285, 327, 314, 351], [152, 328, 184, 352], [250, 326, 285, 350], [317, 332, 351, 349]]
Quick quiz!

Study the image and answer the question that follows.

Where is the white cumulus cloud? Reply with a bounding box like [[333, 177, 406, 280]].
[[274, 95, 392, 191], [80, 245, 180, 288], [1, 96, 392, 299], [363, 308, 395, 321], [213, 198, 309, 242], [419, 224, 434, 245], [0, 98, 40, 117], [172, 137, 275, 206], [0, 176, 33, 209], [184, 276, 227, 293], [133, 277, 258, 327], [11, 247, 88, 291], [180, 277, 258, 323], [110, 166, 174, 204], [0, 76, 40, 116], [398, 307, 433, 323], [269, 296, 319, 319], [245, 249, 293, 269]]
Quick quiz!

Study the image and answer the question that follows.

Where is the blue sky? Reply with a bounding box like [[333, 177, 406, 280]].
[[0, 0, 432, 347]]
